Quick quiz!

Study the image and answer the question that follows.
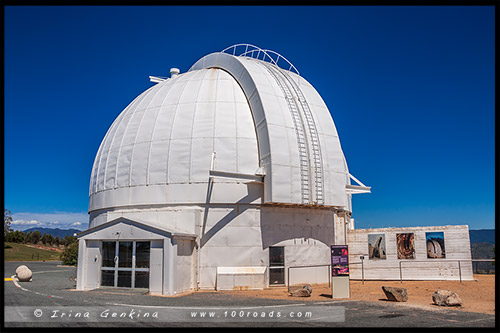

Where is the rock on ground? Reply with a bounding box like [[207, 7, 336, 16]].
[[15, 265, 28, 275], [289, 284, 312, 297], [16, 266, 33, 282], [432, 290, 463, 307], [382, 286, 408, 302]]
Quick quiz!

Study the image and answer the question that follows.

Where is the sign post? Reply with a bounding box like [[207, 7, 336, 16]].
[[331, 245, 350, 299]]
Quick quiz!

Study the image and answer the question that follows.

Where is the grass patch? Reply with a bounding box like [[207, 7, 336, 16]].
[[4, 242, 62, 261]]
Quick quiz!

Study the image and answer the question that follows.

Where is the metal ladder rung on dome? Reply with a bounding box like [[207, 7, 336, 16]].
[[280, 70, 324, 205], [263, 63, 311, 205]]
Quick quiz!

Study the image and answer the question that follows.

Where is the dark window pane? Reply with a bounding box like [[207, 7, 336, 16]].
[[269, 247, 284, 266], [134, 271, 149, 289], [135, 242, 150, 268], [118, 242, 133, 268], [269, 268, 285, 285], [117, 270, 132, 287], [102, 242, 116, 268], [101, 269, 114, 287]]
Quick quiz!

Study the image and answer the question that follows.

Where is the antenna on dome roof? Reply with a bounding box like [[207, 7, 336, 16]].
[[221, 43, 300, 75]]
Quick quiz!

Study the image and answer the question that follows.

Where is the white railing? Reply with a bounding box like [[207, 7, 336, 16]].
[[221, 43, 300, 75], [350, 259, 495, 284]]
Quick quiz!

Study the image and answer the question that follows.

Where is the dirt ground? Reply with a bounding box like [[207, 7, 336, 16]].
[[25, 244, 64, 252], [213, 274, 495, 315]]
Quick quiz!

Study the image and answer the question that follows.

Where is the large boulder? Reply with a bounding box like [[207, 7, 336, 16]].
[[432, 290, 462, 307], [16, 266, 33, 282], [289, 284, 312, 297], [15, 265, 28, 275], [382, 286, 408, 302]]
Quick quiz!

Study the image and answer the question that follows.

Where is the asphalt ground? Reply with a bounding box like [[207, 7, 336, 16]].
[[2, 261, 496, 328]]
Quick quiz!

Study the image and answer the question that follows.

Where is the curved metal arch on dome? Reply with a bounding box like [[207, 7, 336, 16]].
[[190, 50, 346, 207], [221, 44, 300, 75]]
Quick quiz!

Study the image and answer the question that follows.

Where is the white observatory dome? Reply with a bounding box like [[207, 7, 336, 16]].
[[89, 67, 260, 212], [89, 45, 352, 219], [79, 45, 370, 294]]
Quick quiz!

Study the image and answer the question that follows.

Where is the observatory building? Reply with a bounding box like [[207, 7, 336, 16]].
[[76, 44, 371, 295]]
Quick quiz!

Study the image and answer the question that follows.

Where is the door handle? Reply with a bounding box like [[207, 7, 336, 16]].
[[114, 256, 118, 264]]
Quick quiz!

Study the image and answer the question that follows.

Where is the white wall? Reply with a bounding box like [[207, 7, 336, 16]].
[[197, 205, 338, 289], [82, 204, 345, 292], [270, 206, 336, 286], [197, 206, 265, 289], [149, 240, 163, 295], [174, 237, 195, 293], [347, 225, 473, 281]]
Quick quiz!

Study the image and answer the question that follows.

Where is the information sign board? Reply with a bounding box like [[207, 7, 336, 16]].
[[331, 245, 349, 276]]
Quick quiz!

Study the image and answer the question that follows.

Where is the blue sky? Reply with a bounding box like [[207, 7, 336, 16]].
[[4, 5, 495, 231]]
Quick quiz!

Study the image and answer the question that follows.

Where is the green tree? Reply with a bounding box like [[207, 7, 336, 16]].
[[25, 231, 33, 244], [4, 209, 13, 237], [61, 235, 77, 246], [7, 230, 25, 243], [31, 230, 41, 244], [60, 241, 79, 266], [41, 233, 48, 245], [47, 234, 54, 246]]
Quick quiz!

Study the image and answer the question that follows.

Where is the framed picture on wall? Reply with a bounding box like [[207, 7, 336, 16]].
[[426, 232, 446, 258], [368, 234, 386, 259], [396, 233, 415, 259]]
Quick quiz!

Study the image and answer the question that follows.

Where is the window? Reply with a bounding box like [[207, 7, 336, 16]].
[[269, 246, 285, 285]]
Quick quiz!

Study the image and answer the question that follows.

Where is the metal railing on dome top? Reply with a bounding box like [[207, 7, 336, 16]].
[[221, 44, 300, 75]]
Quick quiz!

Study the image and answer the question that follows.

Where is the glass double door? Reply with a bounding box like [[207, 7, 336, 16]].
[[101, 241, 150, 288]]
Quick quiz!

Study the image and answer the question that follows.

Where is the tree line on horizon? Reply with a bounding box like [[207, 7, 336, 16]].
[[5, 208, 77, 247], [5, 229, 77, 247], [5, 209, 78, 265]]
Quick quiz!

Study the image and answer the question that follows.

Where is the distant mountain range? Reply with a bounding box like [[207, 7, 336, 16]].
[[469, 229, 495, 244], [22, 227, 82, 239], [469, 229, 495, 272]]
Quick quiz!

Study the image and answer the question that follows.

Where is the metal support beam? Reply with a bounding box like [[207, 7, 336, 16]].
[[346, 184, 371, 194], [149, 76, 167, 83], [347, 173, 371, 194], [209, 170, 264, 182]]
